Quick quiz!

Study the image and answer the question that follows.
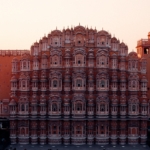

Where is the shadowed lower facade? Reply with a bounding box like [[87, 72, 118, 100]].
[[1, 25, 148, 145]]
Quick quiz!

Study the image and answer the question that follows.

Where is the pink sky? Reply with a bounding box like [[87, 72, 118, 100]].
[[0, 0, 150, 52]]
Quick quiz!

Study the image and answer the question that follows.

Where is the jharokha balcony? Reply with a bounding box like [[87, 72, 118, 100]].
[[48, 111, 61, 118], [96, 111, 109, 118], [72, 110, 86, 118]]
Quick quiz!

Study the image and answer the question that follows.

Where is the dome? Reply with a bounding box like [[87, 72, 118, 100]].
[[97, 30, 109, 36], [42, 36, 48, 40], [65, 27, 71, 32], [74, 25, 86, 34], [141, 76, 148, 82], [9, 99, 16, 105], [128, 51, 138, 59], [34, 41, 39, 46], [51, 29, 62, 35], [120, 42, 126, 47], [111, 37, 118, 43], [11, 76, 17, 81]]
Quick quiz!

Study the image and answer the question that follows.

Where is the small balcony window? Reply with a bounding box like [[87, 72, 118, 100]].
[[53, 80, 58, 87], [21, 104, 25, 111]]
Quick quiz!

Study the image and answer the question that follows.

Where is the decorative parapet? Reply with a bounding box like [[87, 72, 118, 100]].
[[0, 50, 30, 56]]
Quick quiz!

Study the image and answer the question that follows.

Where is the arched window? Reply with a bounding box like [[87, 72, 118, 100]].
[[53, 37, 59, 46], [76, 103, 82, 111], [54, 56, 58, 64], [12, 60, 18, 72], [132, 81, 136, 88], [21, 104, 25, 111], [97, 55, 108, 68], [22, 80, 26, 88], [76, 79, 82, 87], [53, 80, 58, 87], [75, 54, 85, 65], [33, 60, 39, 70], [100, 104, 105, 112], [21, 59, 30, 71], [100, 80, 105, 87], [23, 61, 26, 69], [52, 103, 57, 111], [132, 105, 136, 112], [97, 79, 109, 90], [101, 38, 105, 45], [100, 56, 105, 66], [52, 55, 61, 65], [141, 82, 147, 89]]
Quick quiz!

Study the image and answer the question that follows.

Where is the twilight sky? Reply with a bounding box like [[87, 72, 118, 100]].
[[0, 0, 150, 52]]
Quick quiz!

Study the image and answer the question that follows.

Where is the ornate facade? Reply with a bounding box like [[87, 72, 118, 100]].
[[9, 25, 148, 145]]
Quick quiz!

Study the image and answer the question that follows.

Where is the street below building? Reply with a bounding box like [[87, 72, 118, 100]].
[[5, 144, 150, 150]]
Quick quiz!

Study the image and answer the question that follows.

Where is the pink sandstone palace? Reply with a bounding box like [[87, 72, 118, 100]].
[[0, 25, 150, 145]]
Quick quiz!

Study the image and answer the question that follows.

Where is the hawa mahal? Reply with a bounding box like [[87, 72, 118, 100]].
[[0, 25, 149, 145]]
